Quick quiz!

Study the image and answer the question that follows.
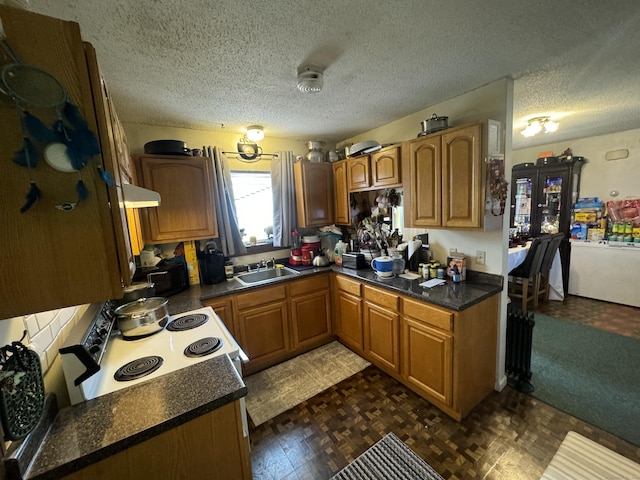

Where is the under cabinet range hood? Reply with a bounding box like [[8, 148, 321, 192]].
[[121, 183, 161, 208]]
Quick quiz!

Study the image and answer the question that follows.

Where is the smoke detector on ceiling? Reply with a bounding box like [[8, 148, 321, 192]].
[[297, 65, 324, 93]]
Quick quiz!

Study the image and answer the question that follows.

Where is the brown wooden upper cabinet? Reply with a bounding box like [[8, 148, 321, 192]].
[[294, 160, 334, 227], [0, 8, 136, 318], [134, 154, 218, 243], [403, 122, 485, 229], [347, 144, 402, 192], [332, 160, 350, 225]]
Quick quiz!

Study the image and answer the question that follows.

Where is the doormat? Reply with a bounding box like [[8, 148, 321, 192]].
[[331, 432, 445, 480], [244, 341, 370, 427]]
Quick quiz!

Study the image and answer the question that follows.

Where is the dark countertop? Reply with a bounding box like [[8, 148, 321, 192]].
[[14, 263, 501, 479], [167, 264, 503, 313], [15, 355, 246, 480]]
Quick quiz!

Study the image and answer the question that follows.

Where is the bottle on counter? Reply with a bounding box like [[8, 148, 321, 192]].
[[420, 263, 428, 279], [334, 240, 348, 266]]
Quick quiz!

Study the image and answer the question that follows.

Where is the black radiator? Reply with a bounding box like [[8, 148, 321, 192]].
[[505, 305, 535, 392]]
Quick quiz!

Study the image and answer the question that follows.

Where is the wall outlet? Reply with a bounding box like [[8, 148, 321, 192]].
[[449, 247, 457, 254], [476, 250, 486, 265]]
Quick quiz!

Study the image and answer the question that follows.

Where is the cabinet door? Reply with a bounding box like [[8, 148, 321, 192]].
[[364, 302, 400, 373], [402, 317, 453, 406], [85, 44, 137, 283], [291, 290, 332, 349], [0, 8, 127, 318], [294, 161, 334, 227], [371, 146, 401, 188], [203, 296, 236, 339], [404, 136, 441, 227], [332, 160, 350, 225], [135, 155, 218, 242], [347, 156, 370, 191], [441, 124, 483, 228], [336, 290, 363, 353], [237, 300, 289, 370]]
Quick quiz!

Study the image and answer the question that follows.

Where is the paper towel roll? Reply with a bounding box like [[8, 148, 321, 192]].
[[407, 240, 422, 260]]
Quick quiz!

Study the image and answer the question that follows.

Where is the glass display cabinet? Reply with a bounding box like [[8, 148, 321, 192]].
[[509, 156, 585, 292]]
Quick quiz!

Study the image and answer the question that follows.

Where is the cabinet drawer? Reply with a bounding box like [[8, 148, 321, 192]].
[[289, 274, 329, 297], [363, 285, 399, 311], [235, 284, 286, 310], [334, 275, 361, 296], [402, 297, 453, 332]]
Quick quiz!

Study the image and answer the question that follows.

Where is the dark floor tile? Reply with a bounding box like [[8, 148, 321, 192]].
[[250, 295, 640, 480]]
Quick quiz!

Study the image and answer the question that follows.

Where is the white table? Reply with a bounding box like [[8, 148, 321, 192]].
[[508, 243, 529, 272], [508, 241, 564, 301]]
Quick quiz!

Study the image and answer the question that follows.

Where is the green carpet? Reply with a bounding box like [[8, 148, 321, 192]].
[[530, 313, 640, 446]]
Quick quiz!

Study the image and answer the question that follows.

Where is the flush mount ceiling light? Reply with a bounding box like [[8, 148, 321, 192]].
[[246, 125, 264, 142], [297, 64, 324, 93], [521, 116, 559, 137]]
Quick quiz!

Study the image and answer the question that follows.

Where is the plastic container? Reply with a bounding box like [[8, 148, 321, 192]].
[[334, 240, 348, 266]]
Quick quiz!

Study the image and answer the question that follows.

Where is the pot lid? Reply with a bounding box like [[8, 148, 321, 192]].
[[348, 140, 381, 157], [123, 282, 154, 293], [114, 297, 168, 315]]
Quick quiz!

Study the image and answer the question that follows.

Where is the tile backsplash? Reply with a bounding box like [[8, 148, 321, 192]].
[[0, 304, 88, 374]]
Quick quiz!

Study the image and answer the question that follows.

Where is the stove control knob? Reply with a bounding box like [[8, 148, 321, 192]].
[[89, 345, 100, 354], [98, 328, 109, 336], [93, 338, 103, 346]]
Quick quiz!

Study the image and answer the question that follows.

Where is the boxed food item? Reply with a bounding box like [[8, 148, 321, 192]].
[[571, 223, 588, 240], [446, 254, 467, 281], [575, 212, 598, 222], [587, 228, 605, 242]]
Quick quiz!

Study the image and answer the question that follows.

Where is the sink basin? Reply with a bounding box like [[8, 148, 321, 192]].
[[235, 266, 300, 286]]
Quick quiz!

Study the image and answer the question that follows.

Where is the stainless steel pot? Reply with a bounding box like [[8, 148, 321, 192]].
[[421, 114, 449, 134], [114, 297, 169, 338]]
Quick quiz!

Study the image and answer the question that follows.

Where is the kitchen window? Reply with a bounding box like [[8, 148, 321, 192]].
[[230, 171, 274, 245]]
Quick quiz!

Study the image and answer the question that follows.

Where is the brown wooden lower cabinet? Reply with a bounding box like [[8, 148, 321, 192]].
[[334, 275, 364, 353], [290, 275, 332, 350], [63, 401, 251, 480], [203, 296, 236, 338], [402, 316, 452, 405], [204, 274, 333, 376], [363, 285, 400, 374], [236, 285, 289, 373], [333, 274, 499, 421]]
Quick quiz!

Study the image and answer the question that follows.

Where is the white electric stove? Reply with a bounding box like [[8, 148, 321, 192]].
[[60, 304, 244, 405]]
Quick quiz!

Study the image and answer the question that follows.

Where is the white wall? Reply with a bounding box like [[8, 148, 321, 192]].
[[512, 127, 640, 201]]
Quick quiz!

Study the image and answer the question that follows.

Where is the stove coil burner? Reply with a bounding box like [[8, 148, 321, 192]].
[[184, 337, 223, 358], [114, 355, 163, 382], [166, 313, 208, 332]]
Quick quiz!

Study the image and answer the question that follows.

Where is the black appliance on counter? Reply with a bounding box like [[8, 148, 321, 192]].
[[198, 242, 227, 284], [132, 259, 189, 297]]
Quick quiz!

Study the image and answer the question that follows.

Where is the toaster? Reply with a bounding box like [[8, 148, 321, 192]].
[[341, 253, 366, 269]]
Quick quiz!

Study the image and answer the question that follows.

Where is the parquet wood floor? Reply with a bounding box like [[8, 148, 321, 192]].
[[250, 295, 640, 479]]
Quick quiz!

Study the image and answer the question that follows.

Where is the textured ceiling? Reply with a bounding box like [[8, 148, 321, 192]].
[[25, 0, 640, 149]]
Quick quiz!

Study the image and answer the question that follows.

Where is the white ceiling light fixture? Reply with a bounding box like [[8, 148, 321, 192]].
[[246, 125, 264, 142], [521, 116, 559, 137], [297, 64, 324, 93]]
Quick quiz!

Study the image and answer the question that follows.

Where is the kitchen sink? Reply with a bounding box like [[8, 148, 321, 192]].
[[235, 266, 300, 286]]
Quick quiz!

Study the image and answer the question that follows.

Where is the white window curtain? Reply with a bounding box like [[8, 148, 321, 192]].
[[208, 146, 247, 257], [271, 151, 297, 247]]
